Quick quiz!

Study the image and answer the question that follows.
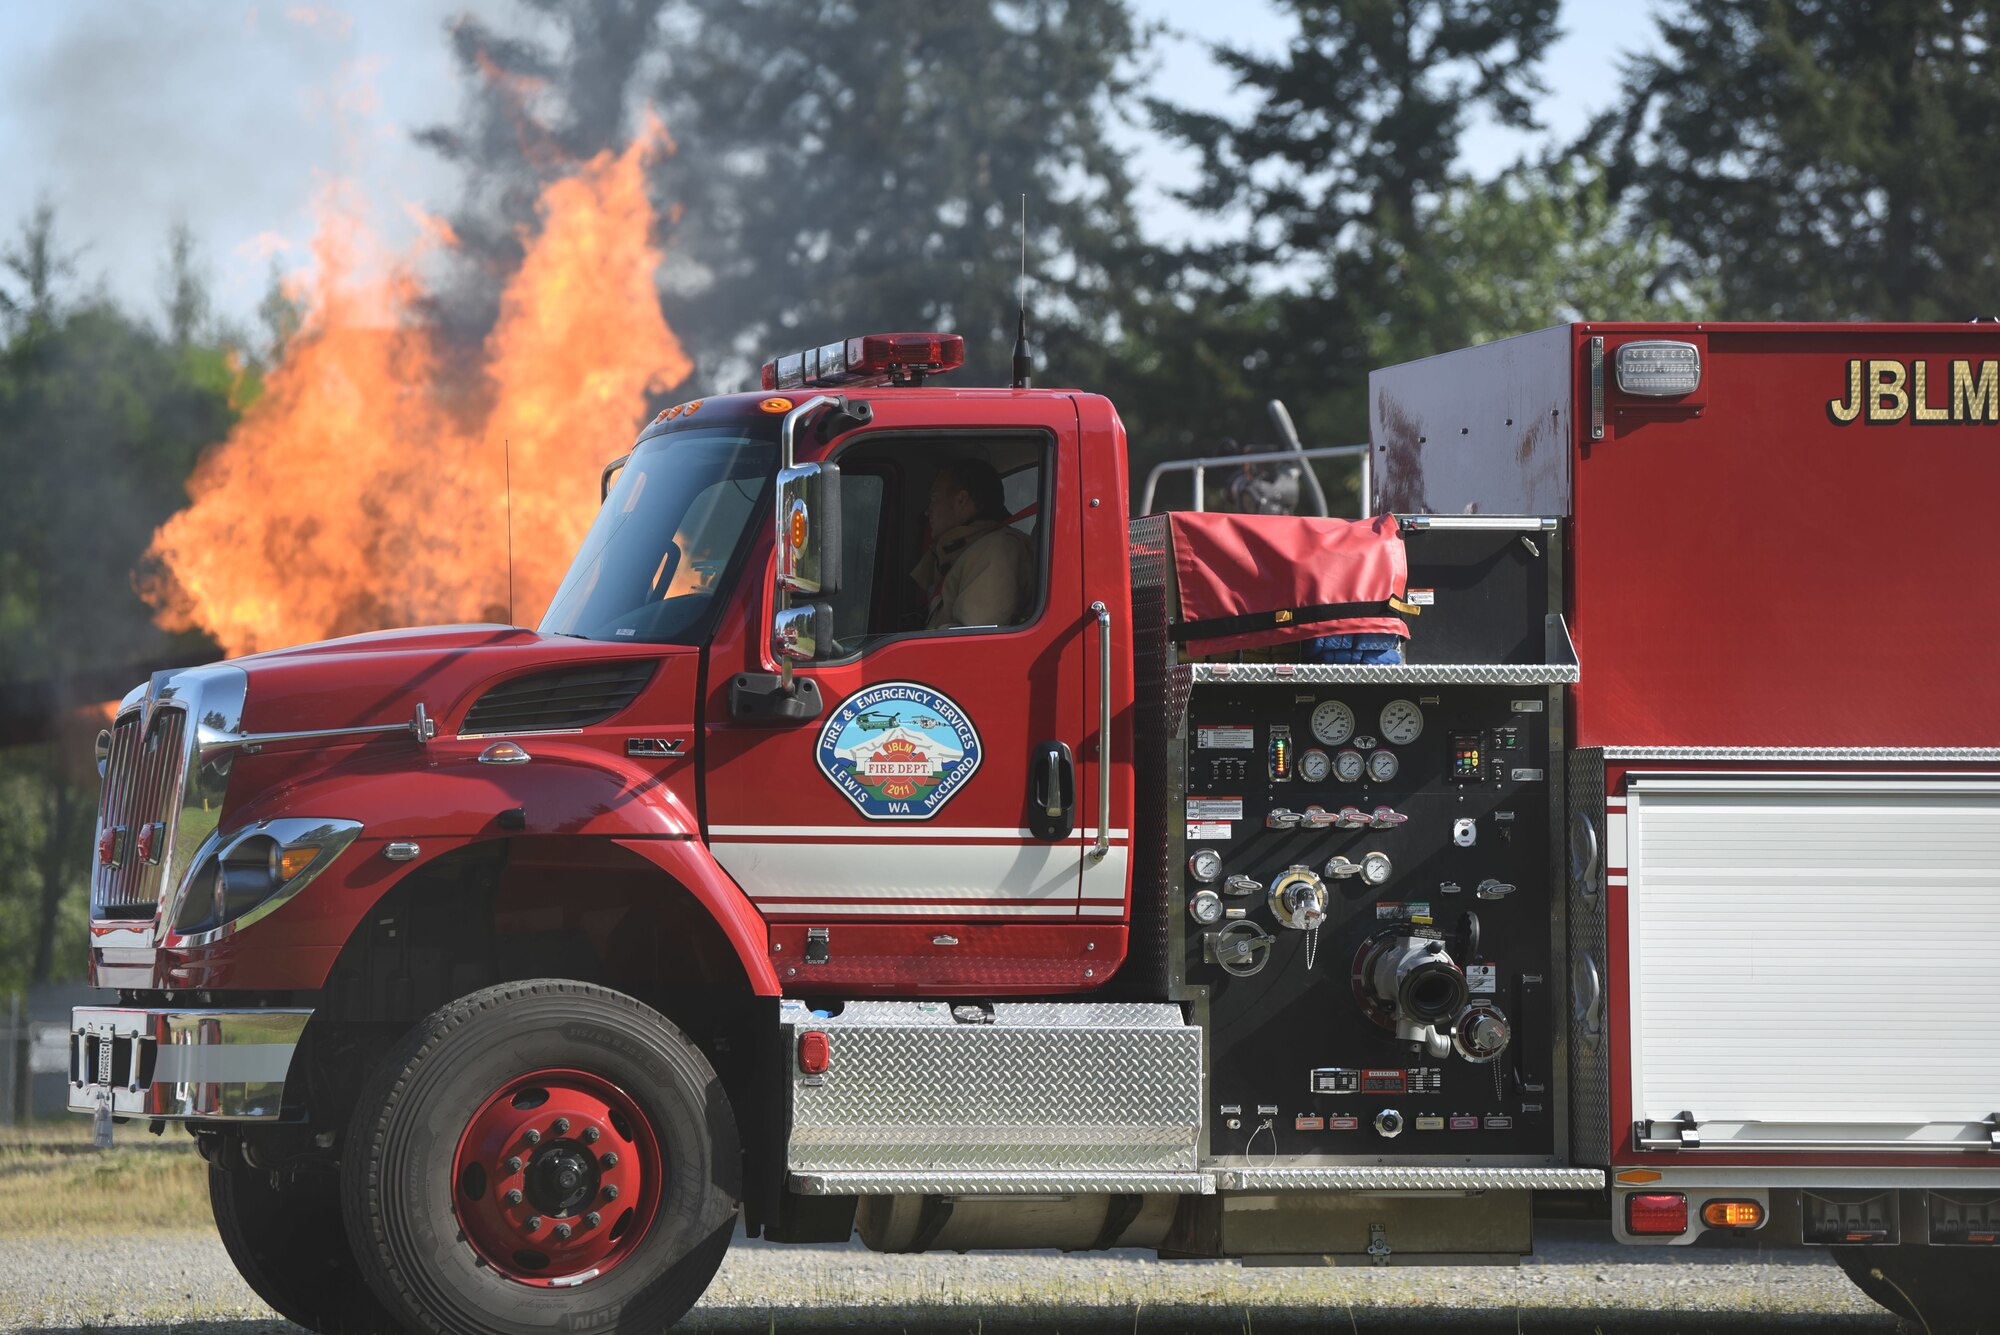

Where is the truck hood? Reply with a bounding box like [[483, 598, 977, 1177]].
[[211, 624, 686, 737]]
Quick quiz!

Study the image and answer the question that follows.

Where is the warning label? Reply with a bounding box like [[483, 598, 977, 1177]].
[[1196, 725, 1255, 750], [1186, 798, 1244, 820], [1187, 821, 1233, 840], [1467, 964, 1497, 994]]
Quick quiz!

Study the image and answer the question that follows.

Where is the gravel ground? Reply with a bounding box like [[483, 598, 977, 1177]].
[[0, 1223, 1903, 1335]]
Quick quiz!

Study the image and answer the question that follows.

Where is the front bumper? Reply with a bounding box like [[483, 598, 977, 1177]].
[[68, 1007, 311, 1121]]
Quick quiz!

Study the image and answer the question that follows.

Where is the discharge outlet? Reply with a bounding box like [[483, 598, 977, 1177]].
[[1354, 928, 1470, 1055]]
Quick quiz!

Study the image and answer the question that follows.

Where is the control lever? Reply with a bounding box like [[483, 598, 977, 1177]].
[[1334, 806, 1371, 829], [1368, 806, 1409, 828], [1475, 879, 1516, 900], [1223, 874, 1262, 897], [1265, 808, 1302, 830]]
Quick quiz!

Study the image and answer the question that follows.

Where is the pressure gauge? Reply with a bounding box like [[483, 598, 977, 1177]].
[[1189, 848, 1223, 883], [1367, 749, 1400, 783], [1334, 749, 1366, 783], [1361, 850, 1394, 886], [1298, 748, 1331, 783], [1379, 699, 1425, 745], [1309, 699, 1355, 746], [1189, 889, 1225, 925]]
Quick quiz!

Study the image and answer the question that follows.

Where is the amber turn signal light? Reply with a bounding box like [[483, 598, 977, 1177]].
[[278, 846, 320, 881], [1702, 1199, 1764, 1229]]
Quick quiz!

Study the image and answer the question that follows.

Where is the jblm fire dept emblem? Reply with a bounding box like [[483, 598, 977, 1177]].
[[815, 682, 982, 820]]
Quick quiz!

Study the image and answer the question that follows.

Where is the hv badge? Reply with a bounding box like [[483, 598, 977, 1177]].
[[815, 682, 982, 820]]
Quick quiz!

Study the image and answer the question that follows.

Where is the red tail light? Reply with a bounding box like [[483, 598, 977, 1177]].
[[98, 826, 125, 868], [797, 1031, 831, 1075], [1627, 1192, 1689, 1235]]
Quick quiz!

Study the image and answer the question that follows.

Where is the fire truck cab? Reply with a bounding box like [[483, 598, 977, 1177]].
[[69, 325, 2000, 1335]]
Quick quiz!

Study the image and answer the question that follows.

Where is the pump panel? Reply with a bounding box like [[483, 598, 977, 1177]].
[[1178, 678, 1562, 1164]]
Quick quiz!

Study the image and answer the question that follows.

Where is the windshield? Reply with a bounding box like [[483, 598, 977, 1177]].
[[539, 423, 777, 645]]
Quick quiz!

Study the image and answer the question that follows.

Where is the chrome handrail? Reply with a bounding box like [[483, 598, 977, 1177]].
[[1139, 443, 1372, 516], [1089, 601, 1112, 862]]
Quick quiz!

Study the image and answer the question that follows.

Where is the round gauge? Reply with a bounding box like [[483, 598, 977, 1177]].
[[1298, 748, 1331, 783], [1361, 850, 1394, 886], [1309, 699, 1356, 747], [1189, 889, 1225, 925], [1367, 749, 1400, 783], [1188, 848, 1223, 884], [1379, 699, 1425, 745], [1334, 749, 1366, 783]]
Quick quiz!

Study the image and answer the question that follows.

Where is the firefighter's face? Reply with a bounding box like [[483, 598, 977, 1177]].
[[927, 476, 973, 531]]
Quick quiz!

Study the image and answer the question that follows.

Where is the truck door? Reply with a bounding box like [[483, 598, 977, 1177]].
[[701, 398, 1107, 993]]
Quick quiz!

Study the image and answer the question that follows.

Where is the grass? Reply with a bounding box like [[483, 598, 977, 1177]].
[[0, 1132, 208, 1238]]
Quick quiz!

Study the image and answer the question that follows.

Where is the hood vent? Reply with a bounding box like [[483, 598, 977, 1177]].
[[460, 661, 655, 736]]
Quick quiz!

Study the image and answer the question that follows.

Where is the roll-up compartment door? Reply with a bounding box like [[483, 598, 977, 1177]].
[[1628, 778, 2000, 1154]]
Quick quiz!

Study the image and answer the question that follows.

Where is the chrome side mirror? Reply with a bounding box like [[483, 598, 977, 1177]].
[[775, 461, 842, 596], [772, 602, 835, 663]]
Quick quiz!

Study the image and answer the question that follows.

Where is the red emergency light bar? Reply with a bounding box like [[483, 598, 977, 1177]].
[[761, 332, 965, 391]]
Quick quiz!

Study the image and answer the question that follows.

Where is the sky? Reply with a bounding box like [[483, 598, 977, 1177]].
[[0, 1, 1661, 334]]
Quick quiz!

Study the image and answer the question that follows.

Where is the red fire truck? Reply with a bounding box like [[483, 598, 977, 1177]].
[[70, 324, 2000, 1334]]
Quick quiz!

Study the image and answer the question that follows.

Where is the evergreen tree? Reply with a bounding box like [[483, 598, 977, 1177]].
[[646, 0, 1149, 390], [1606, 0, 2000, 320], [419, 0, 1152, 394], [0, 211, 232, 986], [1139, 1, 1566, 501]]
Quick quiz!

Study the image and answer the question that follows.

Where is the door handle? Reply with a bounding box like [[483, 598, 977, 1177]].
[[1028, 740, 1075, 841]]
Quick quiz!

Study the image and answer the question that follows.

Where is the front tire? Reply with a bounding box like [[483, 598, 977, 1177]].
[[342, 981, 739, 1335], [1834, 1243, 1997, 1334], [210, 1160, 401, 1333]]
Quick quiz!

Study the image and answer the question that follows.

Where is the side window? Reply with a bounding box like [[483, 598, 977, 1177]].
[[825, 474, 883, 644], [828, 433, 1049, 657]]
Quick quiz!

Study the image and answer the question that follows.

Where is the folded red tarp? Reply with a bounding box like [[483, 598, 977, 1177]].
[[1169, 512, 1408, 657]]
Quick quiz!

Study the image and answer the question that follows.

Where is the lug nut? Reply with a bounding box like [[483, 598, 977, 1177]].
[[600, 1151, 619, 1168], [603, 1184, 620, 1200], [524, 1128, 541, 1145], [553, 1223, 573, 1241], [524, 1215, 541, 1232], [505, 1189, 523, 1205], [582, 1126, 600, 1143], [585, 1211, 601, 1228], [504, 1156, 522, 1173], [552, 1117, 570, 1135]]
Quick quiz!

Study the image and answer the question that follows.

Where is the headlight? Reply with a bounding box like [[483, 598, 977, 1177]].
[[170, 818, 360, 938]]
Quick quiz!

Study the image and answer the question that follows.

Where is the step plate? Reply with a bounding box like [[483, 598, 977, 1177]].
[[785, 1001, 1201, 1177]]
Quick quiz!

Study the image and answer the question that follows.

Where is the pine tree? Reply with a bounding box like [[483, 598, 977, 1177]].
[[1138, 1, 1562, 499], [1605, 0, 2000, 320]]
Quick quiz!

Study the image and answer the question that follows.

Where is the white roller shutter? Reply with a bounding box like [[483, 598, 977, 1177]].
[[1628, 778, 2000, 1152]]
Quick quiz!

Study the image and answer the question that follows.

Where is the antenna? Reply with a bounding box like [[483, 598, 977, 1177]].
[[1011, 193, 1032, 390], [504, 437, 515, 626]]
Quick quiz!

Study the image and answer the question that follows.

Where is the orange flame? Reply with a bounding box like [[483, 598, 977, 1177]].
[[143, 122, 688, 657]]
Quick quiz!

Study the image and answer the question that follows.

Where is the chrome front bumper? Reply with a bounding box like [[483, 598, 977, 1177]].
[[68, 1007, 311, 1121]]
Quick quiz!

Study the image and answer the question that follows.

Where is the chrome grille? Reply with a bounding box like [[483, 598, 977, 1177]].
[[90, 705, 188, 919]]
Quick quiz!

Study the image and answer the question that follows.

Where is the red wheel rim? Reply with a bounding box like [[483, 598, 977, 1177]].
[[451, 1068, 664, 1286]]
